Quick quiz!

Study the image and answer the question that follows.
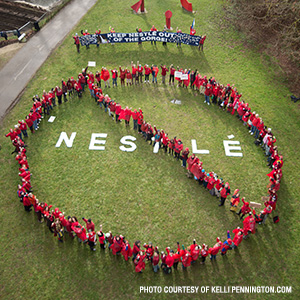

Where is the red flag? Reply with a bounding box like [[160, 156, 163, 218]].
[[131, 0, 142, 13]]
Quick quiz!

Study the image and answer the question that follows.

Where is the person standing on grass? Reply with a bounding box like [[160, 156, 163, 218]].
[[236, 197, 251, 220], [110, 235, 123, 255], [151, 65, 159, 84], [160, 65, 168, 84], [101, 67, 110, 88], [97, 225, 106, 249], [135, 251, 147, 273], [121, 240, 133, 261], [174, 138, 183, 160], [230, 189, 240, 212], [152, 248, 160, 272], [243, 212, 256, 239], [231, 227, 243, 249], [131, 61, 138, 85], [208, 238, 222, 261], [150, 25, 157, 45], [190, 240, 200, 263], [169, 64, 175, 85], [221, 231, 233, 255], [132, 109, 139, 130], [125, 68, 132, 86], [87, 229, 97, 251], [132, 240, 141, 262], [198, 34, 206, 51], [73, 33, 80, 53], [144, 64, 151, 83], [119, 66, 126, 86], [137, 109, 143, 133], [204, 82, 212, 105], [110, 68, 118, 87], [55, 86, 63, 105], [219, 182, 231, 206], [18, 120, 28, 138], [137, 63, 144, 84], [82, 217, 95, 232], [181, 147, 189, 168]]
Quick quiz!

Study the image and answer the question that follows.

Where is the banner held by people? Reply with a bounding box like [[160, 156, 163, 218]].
[[79, 31, 202, 46]]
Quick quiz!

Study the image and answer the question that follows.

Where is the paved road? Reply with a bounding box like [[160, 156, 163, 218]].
[[0, 0, 97, 122]]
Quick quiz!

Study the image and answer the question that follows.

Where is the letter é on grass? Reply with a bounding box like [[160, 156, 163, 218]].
[[55, 132, 77, 148]]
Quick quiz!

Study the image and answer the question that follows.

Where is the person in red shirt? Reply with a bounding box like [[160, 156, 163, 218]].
[[209, 238, 222, 260], [5, 128, 17, 141], [101, 67, 110, 88], [119, 66, 126, 86], [97, 225, 106, 249], [174, 138, 183, 160], [131, 61, 138, 85], [132, 109, 139, 130], [152, 248, 160, 272], [160, 65, 169, 84], [169, 64, 175, 85], [219, 182, 231, 206], [181, 246, 192, 269], [231, 227, 243, 248], [144, 64, 151, 83], [137, 109, 143, 132], [125, 68, 132, 86], [18, 120, 28, 138], [151, 64, 159, 84], [190, 239, 200, 262], [204, 82, 212, 105], [87, 229, 97, 251], [237, 197, 251, 220], [199, 34, 206, 51], [143, 242, 155, 261], [132, 240, 141, 261], [110, 68, 118, 87], [73, 33, 80, 53], [243, 212, 256, 239], [200, 244, 209, 264], [115, 102, 122, 123], [82, 29, 90, 49], [150, 25, 157, 45], [137, 63, 143, 84], [82, 217, 95, 232], [135, 251, 147, 273], [121, 240, 133, 261]]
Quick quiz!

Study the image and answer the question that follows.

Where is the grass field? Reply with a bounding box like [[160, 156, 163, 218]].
[[0, 0, 299, 299]]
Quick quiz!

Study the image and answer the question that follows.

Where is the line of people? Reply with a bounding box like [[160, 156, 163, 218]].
[[6, 64, 282, 273]]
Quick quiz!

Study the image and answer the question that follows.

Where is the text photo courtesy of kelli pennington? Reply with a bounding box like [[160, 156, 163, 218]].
[[139, 285, 293, 294]]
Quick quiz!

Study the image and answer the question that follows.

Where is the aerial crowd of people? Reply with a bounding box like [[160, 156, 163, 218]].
[[5, 62, 283, 273]]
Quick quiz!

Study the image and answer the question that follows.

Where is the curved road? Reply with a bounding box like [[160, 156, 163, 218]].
[[0, 0, 97, 122]]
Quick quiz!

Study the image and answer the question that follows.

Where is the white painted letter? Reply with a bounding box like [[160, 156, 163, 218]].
[[89, 133, 107, 150], [191, 139, 210, 154], [223, 140, 243, 157], [119, 135, 137, 152], [55, 132, 76, 148]]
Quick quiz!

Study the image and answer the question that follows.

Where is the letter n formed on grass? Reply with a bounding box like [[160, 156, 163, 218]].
[[55, 132, 77, 148]]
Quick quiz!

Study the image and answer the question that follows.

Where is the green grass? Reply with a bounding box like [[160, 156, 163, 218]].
[[0, 0, 299, 299]]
